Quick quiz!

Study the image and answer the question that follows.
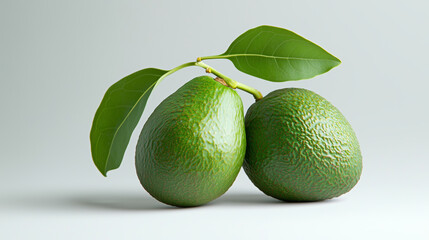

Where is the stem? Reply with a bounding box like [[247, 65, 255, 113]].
[[165, 62, 197, 77], [195, 61, 238, 88], [153, 62, 197, 88], [200, 55, 226, 60], [235, 82, 263, 100], [195, 60, 263, 100], [158, 60, 263, 100]]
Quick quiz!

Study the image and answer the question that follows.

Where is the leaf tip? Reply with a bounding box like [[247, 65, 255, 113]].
[[328, 54, 341, 69], [334, 57, 342, 67], [94, 163, 108, 177], [334, 55, 342, 64]]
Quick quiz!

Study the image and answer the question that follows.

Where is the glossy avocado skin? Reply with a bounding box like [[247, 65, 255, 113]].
[[244, 88, 362, 201], [135, 76, 246, 207]]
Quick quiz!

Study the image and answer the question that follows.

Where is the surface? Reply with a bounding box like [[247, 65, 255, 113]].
[[1, 168, 428, 239], [1, 0, 428, 239]]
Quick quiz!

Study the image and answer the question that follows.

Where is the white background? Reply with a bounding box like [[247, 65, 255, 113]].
[[1, 0, 428, 239]]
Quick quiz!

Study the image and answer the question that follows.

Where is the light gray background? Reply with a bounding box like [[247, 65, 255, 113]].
[[1, 0, 428, 239]]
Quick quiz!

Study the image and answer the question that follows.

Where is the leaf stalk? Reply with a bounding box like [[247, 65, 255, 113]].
[[195, 61, 263, 100]]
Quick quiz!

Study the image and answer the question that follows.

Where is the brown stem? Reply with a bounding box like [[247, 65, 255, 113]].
[[213, 77, 231, 88]]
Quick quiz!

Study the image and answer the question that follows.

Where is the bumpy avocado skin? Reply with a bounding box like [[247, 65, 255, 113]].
[[135, 76, 246, 207], [244, 88, 362, 201]]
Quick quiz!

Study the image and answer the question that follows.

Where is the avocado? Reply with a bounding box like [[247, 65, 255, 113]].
[[135, 76, 246, 207], [244, 88, 362, 201]]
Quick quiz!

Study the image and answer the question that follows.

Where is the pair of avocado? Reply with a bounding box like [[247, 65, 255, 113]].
[[136, 76, 362, 207]]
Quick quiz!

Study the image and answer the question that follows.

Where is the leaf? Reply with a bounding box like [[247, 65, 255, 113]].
[[205, 25, 341, 82], [90, 68, 168, 176]]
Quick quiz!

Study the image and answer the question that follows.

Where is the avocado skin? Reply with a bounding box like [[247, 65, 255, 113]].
[[244, 88, 362, 201], [135, 76, 245, 207]]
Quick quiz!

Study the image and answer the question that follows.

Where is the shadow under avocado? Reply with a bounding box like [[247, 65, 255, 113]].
[[212, 192, 340, 206], [73, 192, 287, 210], [3, 192, 173, 212], [212, 192, 282, 205], [4, 191, 337, 212], [70, 193, 175, 211]]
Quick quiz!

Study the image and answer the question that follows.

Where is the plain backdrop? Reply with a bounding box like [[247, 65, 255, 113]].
[[1, 0, 428, 239]]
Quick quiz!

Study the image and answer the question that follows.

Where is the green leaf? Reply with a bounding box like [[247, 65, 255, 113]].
[[90, 68, 168, 176], [203, 25, 341, 82]]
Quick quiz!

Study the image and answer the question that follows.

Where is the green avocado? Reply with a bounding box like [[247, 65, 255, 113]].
[[244, 88, 362, 201], [135, 76, 246, 207]]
